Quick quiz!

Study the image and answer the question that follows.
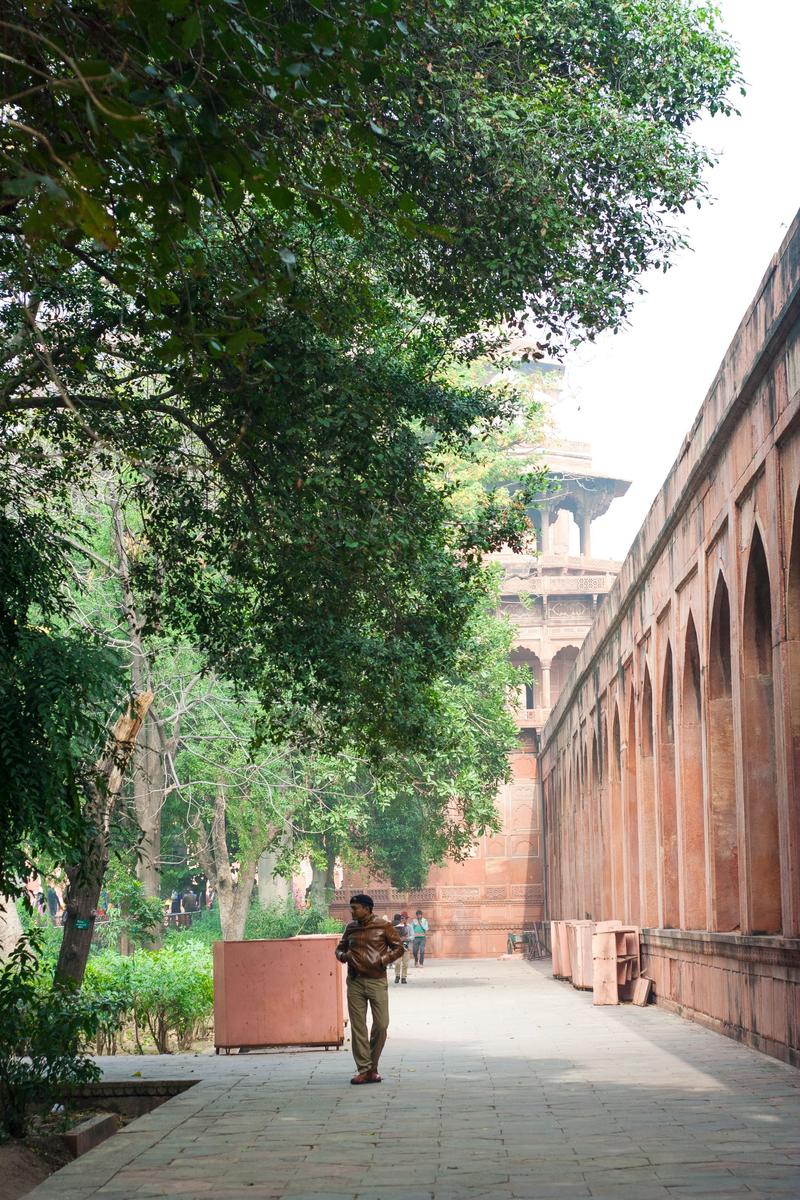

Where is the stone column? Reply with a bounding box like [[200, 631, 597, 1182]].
[[541, 661, 552, 712], [539, 505, 552, 554], [579, 508, 592, 558]]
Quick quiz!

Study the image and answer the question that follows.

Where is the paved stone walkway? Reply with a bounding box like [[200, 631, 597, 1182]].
[[28, 959, 800, 1200]]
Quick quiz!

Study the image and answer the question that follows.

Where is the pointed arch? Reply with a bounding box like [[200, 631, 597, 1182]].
[[613, 707, 622, 778], [599, 712, 612, 919], [591, 728, 603, 917], [659, 642, 679, 927], [559, 756, 569, 917], [787, 490, 800, 902], [610, 705, 624, 918], [572, 744, 582, 918], [625, 688, 641, 924], [708, 573, 739, 931], [551, 645, 580, 706], [741, 525, 781, 933], [680, 613, 707, 928], [515, 650, 542, 711], [582, 738, 592, 918], [640, 664, 658, 925]]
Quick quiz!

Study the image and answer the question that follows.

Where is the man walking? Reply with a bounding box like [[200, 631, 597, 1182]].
[[410, 909, 429, 966], [392, 912, 410, 984], [335, 893, 404, 1084]]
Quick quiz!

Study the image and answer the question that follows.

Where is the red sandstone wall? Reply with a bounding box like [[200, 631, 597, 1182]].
[[332, 744, 543, 957], [540, 208, 800, 1065]]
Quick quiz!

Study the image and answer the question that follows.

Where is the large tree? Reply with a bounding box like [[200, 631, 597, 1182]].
[[0, 0, 740, 897], [2, 0, 740, 341], [291, 588, 523, 890]]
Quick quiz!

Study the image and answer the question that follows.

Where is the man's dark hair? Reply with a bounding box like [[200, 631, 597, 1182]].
[[416, 909, 423, 915], [350, 893, 374, 911]]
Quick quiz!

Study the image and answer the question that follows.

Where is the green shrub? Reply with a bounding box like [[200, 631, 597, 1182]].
[[244, 902, 341, 940], [165, 908, 221, 948], [165, 902, 341, 948], [17, 905, 63, 968], [94, 876, 163, 953], [130, 942, 213, 1053], [83, 951, 135, 1054], [83, 941, 213, 1054], [0, 936, 115, 1139]]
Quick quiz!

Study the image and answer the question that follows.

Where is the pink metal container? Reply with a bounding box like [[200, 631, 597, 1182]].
[[213, 934, 345, 1052]]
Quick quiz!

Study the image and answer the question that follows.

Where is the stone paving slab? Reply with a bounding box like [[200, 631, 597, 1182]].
[[26, 958, 800, 1200]]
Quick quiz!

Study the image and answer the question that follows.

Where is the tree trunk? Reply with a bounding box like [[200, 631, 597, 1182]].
[[324, 835, 337, 897], [0, 895, 23, 960], [55, 692, 153, 987], [308, 834, 337, 911], [308, 860, 327, 910], [133, 711, 165, 902], [217, 857, 257, 941], [257, 848, 289, 907], [190, 784, 272, 941], [111, 496, 165, 913]]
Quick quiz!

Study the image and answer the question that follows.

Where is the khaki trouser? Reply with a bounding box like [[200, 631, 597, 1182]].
[[394, 948, 409, 981], [346, 974, 389, 1073]]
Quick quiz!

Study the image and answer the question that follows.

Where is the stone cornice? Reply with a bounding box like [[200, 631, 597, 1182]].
[[642, 928, 800, 968]]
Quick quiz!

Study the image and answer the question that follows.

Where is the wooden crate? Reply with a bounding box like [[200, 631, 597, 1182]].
[[565, 920, 595, 990], [592, 926, 640, 1005], [550, 920, 572, 980], [550, 921, 561, 977]]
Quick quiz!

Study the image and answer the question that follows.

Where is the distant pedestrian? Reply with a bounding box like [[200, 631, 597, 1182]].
[[410, 909, 429, 966], [335, 893, 404, 1085], [169, 890, 182, 915], [392, 913, 410, 984]]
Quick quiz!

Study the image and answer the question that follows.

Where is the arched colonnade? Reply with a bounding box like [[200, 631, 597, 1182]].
[[543, 484, 800, 937]]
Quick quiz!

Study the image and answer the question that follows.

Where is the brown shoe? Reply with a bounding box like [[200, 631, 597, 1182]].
[[350, 1071, 371, 1085], [368, 1070, 382, 1084]]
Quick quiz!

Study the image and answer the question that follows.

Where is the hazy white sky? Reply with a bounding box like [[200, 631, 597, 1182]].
[[554, 0, 800, 561]]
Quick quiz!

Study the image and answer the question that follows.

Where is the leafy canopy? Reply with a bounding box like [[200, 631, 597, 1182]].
[[2, 0, 741, 342], [0, 0, 740, 884]]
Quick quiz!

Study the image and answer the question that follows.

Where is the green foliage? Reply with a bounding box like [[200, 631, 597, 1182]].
[[173, 687, 293, 863], [165, 904, 340, 948], [0, 936, 109, 1139], [127, 941, 213, 1053], [17, 908, 64, 971], [94, 869, 164, 953], [1, 0, 413, 292], [84, 941, 213, 1054], [244, 903, 342, 941], [291, 584, 522, 887], [164, 909, 223, 948], [0, 0, 741, 905], [0, 503, 124, 898], [2, 0, 740, 343]]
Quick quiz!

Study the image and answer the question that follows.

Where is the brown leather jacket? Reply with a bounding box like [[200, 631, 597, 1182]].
[[335, 914, 405, 979]]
